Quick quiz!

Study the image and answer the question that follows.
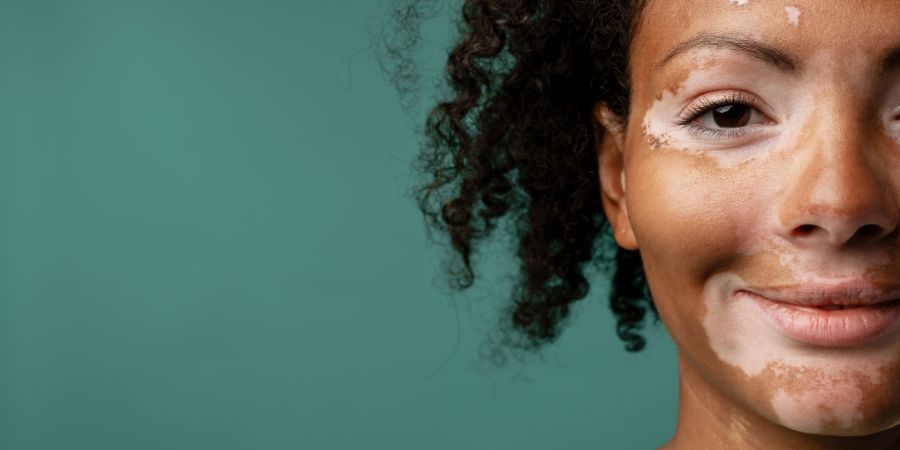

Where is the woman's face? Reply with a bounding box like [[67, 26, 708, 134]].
[[598, 0, 900, 437]]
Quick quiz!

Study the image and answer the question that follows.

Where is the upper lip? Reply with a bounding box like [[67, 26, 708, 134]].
[[738, 279, 900, 307]]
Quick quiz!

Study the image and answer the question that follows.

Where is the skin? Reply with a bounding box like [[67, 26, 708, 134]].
[[595, 1, 900, 448]]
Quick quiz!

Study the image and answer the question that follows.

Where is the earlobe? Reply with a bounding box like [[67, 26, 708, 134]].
[[593, 103, 639, 251]]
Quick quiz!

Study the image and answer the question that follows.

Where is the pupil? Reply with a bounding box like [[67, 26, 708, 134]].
[[713, 104, 751, 128]]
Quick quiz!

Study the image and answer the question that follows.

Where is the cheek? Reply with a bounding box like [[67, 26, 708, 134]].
[[625, 151, 771, 281], [622, 150, 772, 354]]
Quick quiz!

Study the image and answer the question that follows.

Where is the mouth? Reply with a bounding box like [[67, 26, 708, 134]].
[[816, 304, 879, 310], [818, 304, 856, 310], [737, 279, 900, 347]]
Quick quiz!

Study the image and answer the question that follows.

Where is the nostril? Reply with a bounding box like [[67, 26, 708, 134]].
[[854, 224, 885, 241], [792, 224, 890, 243], [793, 224, 818, 237]]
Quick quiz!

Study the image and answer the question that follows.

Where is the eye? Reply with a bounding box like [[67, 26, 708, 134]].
[[676, 92, 770, 139], [704, 103, 752, 128]]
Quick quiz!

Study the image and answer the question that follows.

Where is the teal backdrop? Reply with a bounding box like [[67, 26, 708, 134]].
[[0, 1, 677, 449]]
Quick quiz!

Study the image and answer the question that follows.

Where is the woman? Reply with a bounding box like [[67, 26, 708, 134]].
[[403, 0, 900, 448]]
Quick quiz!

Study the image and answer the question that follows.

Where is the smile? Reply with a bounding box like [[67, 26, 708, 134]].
[[736, 280, 900, 347]]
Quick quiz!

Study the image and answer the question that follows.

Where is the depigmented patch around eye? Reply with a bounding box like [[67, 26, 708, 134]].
[[642, 123, 671, 150]]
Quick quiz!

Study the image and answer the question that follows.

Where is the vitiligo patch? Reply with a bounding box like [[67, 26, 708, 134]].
[[702, 272, 900, 434], [785, 6, 801, 27]]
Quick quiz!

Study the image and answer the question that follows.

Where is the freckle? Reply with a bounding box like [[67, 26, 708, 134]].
[[785, 6, 801, 27]]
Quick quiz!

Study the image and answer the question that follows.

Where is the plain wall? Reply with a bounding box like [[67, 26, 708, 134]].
[[0, 1, 678, 449]]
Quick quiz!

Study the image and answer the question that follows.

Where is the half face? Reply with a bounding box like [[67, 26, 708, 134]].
[[599, 0, 900, 438]]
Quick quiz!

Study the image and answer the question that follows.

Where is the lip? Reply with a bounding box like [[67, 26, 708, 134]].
[[738, 279, 900, 347]]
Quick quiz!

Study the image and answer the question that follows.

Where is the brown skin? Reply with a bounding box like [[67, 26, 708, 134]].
[[596, 1, 900, 448]]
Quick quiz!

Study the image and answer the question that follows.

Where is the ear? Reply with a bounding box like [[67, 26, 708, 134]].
[[593, 103, 639, 251]]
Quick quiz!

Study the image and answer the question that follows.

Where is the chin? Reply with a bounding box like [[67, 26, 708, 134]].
[[770, 390, 900, 437]]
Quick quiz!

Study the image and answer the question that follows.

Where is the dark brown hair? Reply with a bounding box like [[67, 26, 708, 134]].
[[386, 0, 656, 358]]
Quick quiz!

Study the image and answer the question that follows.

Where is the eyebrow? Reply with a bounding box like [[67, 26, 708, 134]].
[[655, 33, 798, 73]]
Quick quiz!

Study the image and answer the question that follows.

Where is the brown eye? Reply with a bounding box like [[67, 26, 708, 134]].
[[713, 104, 751, 128], [680, 94, 770, 138]]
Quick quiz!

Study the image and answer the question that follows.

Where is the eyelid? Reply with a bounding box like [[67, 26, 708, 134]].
[[675, 90, 771, 125]]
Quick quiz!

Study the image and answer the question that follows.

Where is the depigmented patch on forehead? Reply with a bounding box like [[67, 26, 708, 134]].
[[785, 6, 801, 27]]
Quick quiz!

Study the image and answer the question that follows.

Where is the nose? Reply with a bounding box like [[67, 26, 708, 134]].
[[777, 121, 899, 248]]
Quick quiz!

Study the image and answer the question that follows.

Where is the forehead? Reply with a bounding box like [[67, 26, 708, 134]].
[[630, 0, 900, 92]]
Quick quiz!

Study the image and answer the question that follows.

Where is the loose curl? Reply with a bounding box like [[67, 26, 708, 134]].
[[386, 0, 657, 356]]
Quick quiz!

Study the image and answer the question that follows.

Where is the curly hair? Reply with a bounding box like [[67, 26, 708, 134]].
[[387, 0, 657, 355]]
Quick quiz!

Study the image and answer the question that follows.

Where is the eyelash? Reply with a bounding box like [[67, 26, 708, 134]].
[[675, 92, 763, 139]]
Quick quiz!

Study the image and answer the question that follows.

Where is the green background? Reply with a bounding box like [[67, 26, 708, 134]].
[[0, 1, 677, 449]]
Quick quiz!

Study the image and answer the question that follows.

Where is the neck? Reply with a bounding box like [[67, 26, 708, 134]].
[[661, 352, 900, 450]]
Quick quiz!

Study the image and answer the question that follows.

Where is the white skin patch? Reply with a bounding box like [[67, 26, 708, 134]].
[[642, 48, 897, 169], [641, 47, 811, 170], [729, 0, 749, 5], [772, 386, 864, 433], [703, 272, 896, 434], [776, 246, 890, 282], [785, 6, 801, 26]]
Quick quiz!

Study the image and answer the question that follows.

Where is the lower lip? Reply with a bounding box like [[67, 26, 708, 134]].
[[739, 291, 900, 347]]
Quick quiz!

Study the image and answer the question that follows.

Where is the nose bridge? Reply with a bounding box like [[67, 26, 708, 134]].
[[777, 98, 898, 246]]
